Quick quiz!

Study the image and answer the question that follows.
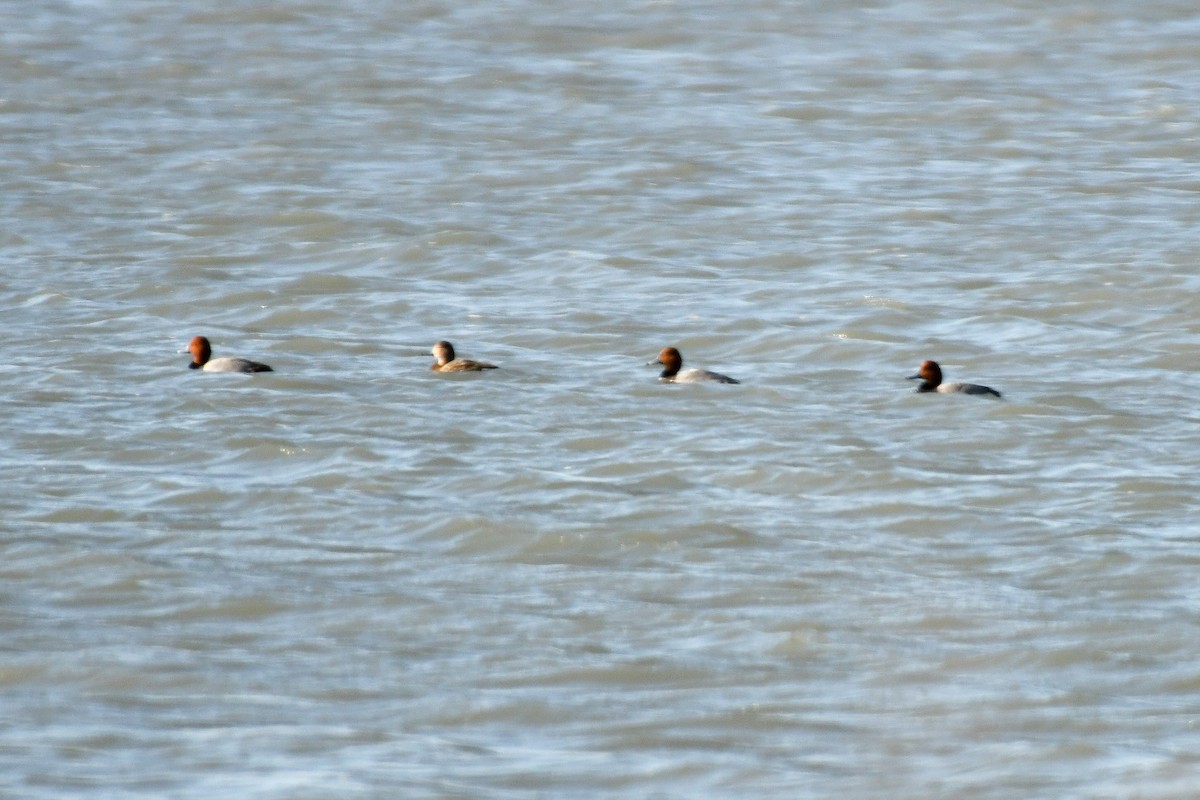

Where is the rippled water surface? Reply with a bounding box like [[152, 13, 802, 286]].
[[4, 1, 1200, 797]]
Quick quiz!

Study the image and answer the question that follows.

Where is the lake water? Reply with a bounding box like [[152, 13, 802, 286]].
[[3, 1, 1200, 797]]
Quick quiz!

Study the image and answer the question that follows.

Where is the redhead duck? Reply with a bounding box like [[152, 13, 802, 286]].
[[431, 340, 498, 373], [652, 347, 739, 384], [908, 360, 999, 397], [187, 336, 273, 373]]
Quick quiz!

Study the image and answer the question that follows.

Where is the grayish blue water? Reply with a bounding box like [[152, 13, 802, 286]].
[[4, 1, 1200, 797]]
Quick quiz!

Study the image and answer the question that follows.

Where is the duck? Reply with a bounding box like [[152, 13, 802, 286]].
[[431, 340, 498, 373], [652, 347, 739, 384], [187, 336, 273, 373], [908, 360, 999, 397]]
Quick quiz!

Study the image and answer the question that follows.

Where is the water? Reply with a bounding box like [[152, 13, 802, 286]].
[[3, 1, 1200, 797]]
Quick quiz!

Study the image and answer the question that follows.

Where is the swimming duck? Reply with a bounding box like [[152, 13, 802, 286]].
[[652, 347, 739, 384], [431, 340, 498, 373], [187, 336, 273, 373], [908, 360, 999, 397]]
